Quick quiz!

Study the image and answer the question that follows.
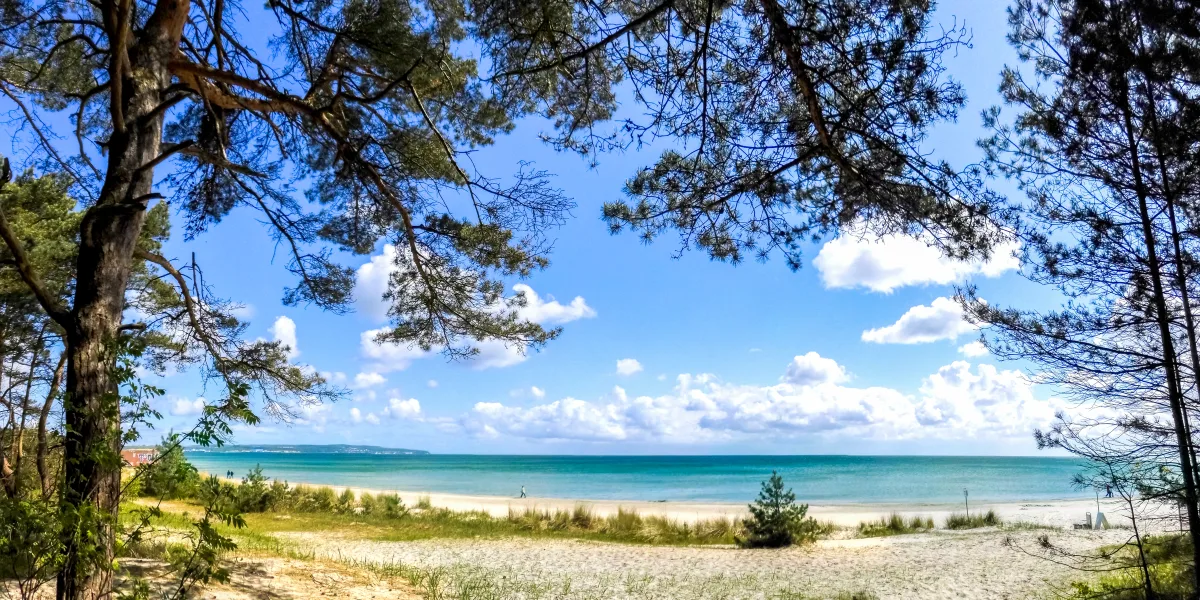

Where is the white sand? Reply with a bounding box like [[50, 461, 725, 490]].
[[279, 528, 1136, 599]]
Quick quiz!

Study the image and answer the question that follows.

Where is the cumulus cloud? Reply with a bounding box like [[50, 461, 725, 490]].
[[321, 371, 348, 384], [814, 229, 1019, 293], [354, 371, 387, 389], [616, 358, 643, 376], [782, 352, 847, 386], [384, 397, 422, 419], [170, 397, 206, 416], [456, 356, 1059, 444], [297, 403, 331, 433], [513, 284, 597, 325], [862, 297, 977, 344], [531, 386, 546, 399], [360, 328, 430, 373], [350, 407, 380, 425], [355, 246, 594, 370], [355, 244, 400, 321], [270, 316, 299, 359], [427, 379, 439, 388], [958, 341, 988, 357]]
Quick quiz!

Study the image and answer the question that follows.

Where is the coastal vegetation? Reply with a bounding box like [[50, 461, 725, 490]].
[[738, 471, 824, 548], [857, 513, 936, 537], [944, 510, 1002, 530]]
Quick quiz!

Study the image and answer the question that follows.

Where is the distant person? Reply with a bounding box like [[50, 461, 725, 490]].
[[1105, 484, 1113, 498], [520, 485, 527, 498]]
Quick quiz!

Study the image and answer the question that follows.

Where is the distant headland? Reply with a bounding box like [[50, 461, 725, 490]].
[[184, 444, 429, 455]]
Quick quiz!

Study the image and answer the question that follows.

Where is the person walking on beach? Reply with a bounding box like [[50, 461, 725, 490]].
[[1105, 484, 1113, 498], [520, 485, 527, 498]]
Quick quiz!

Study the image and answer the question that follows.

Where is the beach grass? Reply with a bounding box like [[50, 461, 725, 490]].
[[856, 512, 935, 537], [944, 509, 1002, 530], [126, 490, 744, 546], [1062, 534, 1192, 599]]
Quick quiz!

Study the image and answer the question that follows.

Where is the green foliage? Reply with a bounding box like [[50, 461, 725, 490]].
[[944, 510, 1001, 530], [134, 436, 200, 500], [738, 471, 818, 548], [0, 496, 64, 598], [857, 513, 935, 538], [1065, 535, 1192, 599]]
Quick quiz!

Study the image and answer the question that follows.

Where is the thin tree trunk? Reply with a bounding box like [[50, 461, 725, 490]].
[[37, 351, 65, 499], [1120, 86, 1200, 596], [11, 326, 47, 496], [57, 0, 190, 596]]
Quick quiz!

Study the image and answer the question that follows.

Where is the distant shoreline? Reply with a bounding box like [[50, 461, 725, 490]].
[[208, 472, 1122, 528]]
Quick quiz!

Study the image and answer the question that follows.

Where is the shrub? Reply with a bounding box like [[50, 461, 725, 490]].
[[377, 494, 408, 518], [134, 437, 200, 499], [944, 509, 1001, 530], [416, 495, 433, 510], [0, 496, 63, 599], [335, 488, 356, 513], [232, 465, 271, 513], [858, 513, 935, 537], [737, 471, 817, 548]]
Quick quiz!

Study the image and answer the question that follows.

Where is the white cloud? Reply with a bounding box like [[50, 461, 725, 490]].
[[297, 403, 331, 433], [782, 352, 848, 386], [230, 304, 255, 320], [350, 407, 363, 423], [531, 386, 546, 399], [384, 397, 422, 419], [457, 356, 1060, 444], [958, 341, 988, 357], [862, 297, 977, 344], [170, 397, 206, 416], [360, 328, 430, 373], [427, 379, 439, 388], [321, 371, 348, 384], [512, 284, 597, 324], [355, 244, 400, 322], [366, 412, 380, 425], [355, 245, 592, 371], [814, 229, 1019, 293], [616, 358, 643, 376], [269, 316, 299, 359], [354, 371, 387, 389]]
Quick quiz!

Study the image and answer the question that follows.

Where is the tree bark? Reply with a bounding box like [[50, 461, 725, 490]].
[[37, 352, 65, 499], [56, 0, 189, 597]]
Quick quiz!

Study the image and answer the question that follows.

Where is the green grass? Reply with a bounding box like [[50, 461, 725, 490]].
[[1064, 535, 1192, 600], [856, 513, 934, 537], [944, 509, 1001, 530]]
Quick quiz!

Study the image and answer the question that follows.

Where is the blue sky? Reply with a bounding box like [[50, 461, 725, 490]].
[[136, 0, 1070, 455]]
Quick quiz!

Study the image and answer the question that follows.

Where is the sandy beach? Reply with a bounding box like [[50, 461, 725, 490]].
[[170, 478, 1168, 599], [268, 478, 1144, 528]]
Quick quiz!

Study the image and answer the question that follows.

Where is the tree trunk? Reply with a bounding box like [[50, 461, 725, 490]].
[[56, 0, 189, 597], [37, 352, 65, 499], [1120, 89, 1200, 595]]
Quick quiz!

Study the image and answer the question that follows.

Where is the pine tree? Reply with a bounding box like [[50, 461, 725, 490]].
[[739, 471, 813, 548]]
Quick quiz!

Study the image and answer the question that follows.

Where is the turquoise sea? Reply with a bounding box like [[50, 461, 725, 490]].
[[185, 452, 1090, 505]]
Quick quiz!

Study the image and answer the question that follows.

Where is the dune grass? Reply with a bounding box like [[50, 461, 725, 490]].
[[1064, 534, 1192, 599], [856, 513, 935, 538], [944, 509, 1002, 530]]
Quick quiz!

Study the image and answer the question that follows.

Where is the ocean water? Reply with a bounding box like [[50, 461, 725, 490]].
[[184, 452, 1090, 505]]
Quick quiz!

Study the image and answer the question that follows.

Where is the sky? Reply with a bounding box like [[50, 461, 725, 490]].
[[133, 0, 1073, 456]]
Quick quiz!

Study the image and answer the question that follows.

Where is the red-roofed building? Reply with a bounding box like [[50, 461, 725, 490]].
[[121, 448, 156, 467]]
